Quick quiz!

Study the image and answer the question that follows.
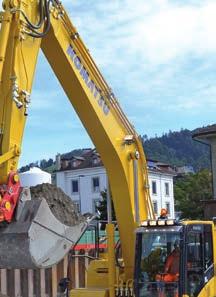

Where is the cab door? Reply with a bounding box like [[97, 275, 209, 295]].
[[183, 224, 214, 297]]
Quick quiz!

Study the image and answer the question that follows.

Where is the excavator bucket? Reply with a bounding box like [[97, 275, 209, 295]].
[[0, 188, 89, 269]]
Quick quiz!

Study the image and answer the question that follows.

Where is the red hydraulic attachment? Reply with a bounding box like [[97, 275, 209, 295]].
[[0, 172, 21, 222]]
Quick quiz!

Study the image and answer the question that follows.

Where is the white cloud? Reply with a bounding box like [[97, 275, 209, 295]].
[[2, 0, 216, 67], [64, 0, 216, 117], [67, 0, 216, 66], [1, 0, 216, 154]]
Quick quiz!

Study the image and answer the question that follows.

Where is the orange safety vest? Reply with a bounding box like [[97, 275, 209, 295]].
[[165, 250, 180, 276]]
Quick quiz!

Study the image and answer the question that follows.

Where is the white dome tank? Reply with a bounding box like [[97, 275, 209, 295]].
[[19, 167, 51, 187]]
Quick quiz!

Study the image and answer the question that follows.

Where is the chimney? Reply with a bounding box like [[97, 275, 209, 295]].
[[56, 153, 61, 171]]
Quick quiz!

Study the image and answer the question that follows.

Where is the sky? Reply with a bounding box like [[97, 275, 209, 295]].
[[1, 0, 216, 166]]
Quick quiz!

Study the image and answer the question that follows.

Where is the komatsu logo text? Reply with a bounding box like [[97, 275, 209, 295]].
[[67, 45, 110, 116]]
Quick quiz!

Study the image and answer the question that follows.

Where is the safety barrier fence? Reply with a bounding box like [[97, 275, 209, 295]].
[[0, 250, 90, 297]]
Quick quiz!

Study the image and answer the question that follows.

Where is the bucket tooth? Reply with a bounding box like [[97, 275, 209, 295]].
[[0, 189, 88, 269]]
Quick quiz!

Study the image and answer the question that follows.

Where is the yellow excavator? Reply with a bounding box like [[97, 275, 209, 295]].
[[0, 0, 215, 296]]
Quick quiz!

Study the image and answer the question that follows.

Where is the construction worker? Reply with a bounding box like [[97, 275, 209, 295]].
[[156, 240, 180, 297], [163, 239, 180, 282], [159, 208, 168, 219]]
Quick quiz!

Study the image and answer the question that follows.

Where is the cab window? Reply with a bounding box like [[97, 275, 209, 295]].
[[136, 232, 180, 297], [186, 231, 203, 296], [185, 224, 213, 297], [204, 225, 213, 269]]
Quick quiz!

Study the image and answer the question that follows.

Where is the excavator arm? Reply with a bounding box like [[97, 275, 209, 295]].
[[0, 0, 42, 223], [0, 0, 89, 269], [0, 0, 154, 279]]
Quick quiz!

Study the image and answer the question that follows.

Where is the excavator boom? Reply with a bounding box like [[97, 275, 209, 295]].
[[0, 0, 154, 275]]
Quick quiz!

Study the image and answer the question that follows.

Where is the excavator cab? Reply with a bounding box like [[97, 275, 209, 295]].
[[134, 220, 214, 297]]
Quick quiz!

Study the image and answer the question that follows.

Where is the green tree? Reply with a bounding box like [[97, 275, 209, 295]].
[[174, 169, 213, 219], [96, 190, 116, 224], [47, 158, 54, 167]]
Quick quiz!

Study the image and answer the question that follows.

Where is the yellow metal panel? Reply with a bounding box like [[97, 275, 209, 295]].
[[0, 0, 41, 182], [86, 260, 109, 288], [197, 276, 215, 296], [70, 288, 108, 297], [183, 220, 213, 225], [0, 11, 12, 83], [106, 224, 116, 297]]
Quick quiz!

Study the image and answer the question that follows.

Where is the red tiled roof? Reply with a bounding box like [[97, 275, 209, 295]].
[[57, 148, 175, 175]]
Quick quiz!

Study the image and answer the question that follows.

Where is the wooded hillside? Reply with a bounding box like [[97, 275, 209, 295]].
[[142, 129, 210, 171]]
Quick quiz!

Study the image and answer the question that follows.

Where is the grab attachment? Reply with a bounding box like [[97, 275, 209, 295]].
[[0, 188, 89, 269]]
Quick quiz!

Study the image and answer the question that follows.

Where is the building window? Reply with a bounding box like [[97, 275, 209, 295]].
[[165, 182, 170, 196], [72, 179, 79, 193], [92, 177, 100, 192], [165, 202, 170, 215], [152, 181, 157, 195], [73, 201, 80, 212], [92, 157, 100, 165], [92, 199, 100, 213], [71, 160, 77, 167], [153, 201, 158, 215]]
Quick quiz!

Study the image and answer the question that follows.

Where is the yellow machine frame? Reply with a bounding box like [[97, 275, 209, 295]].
[[1, 1, 216, 297], [0, 0, 153, 291]]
